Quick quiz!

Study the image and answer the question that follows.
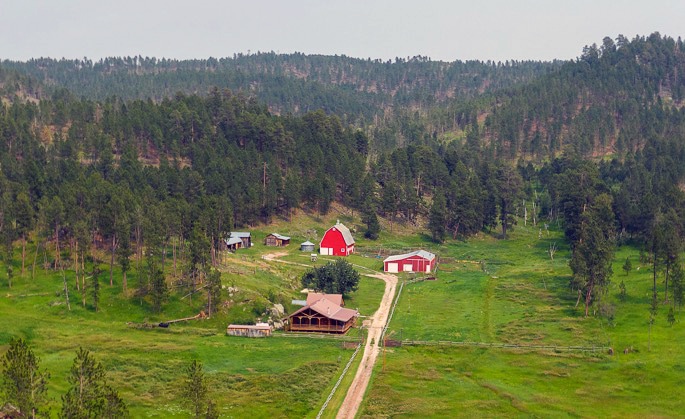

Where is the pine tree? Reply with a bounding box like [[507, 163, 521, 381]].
[[91, 265, 101, 312], [60, 347, 128, 418], [622, 257, 632, 276], [150, 263, 168, 313], [181, 360, 211, 418], [428, 191, 447, 243], [569, 194, 616, 317], [361, 197, 380, 240], [1, 338, 50, 418]]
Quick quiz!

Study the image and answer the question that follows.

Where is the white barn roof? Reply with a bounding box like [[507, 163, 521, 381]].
[[383, 250, 435, 263], [325, 222, 354, 246]]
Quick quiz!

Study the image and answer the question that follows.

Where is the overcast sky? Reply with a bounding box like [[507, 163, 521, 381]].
[[1, 0, 684, 62]]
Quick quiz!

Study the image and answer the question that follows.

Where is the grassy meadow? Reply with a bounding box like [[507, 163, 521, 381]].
[[0, 207, 387, 417], [361, 222, 685, 417], [1, 206, 684, 417]]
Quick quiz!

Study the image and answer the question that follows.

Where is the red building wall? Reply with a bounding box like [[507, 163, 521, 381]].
[[384, 256, 435, 273], [320, 228, 353, 256]]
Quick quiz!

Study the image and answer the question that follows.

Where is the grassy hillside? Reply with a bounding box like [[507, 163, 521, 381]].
[[0, 207, 391, 417]]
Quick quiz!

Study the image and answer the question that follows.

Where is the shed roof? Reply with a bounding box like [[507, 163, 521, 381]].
[[323, 222, 354, 246], [225, 237, 242, 246], [383, 249, 436, 263], [306, 293, 343, 307], [268, 233, 291, 240], [227, 324, 272, 330], [230, 232, 251, 238], [300, 241, 315, 246]]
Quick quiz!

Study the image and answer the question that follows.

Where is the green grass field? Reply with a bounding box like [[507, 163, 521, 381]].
[[2, 208, 684, 417], [361, 223, 685, 417], [0, 207, 390, 417]]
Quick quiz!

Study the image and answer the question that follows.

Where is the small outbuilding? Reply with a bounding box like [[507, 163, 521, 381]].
[[300, 241, 315, 252], [383, 250, 436, 273], [227, 323, 272, 337], [265, 233, 291, 247], [320, 221, 355, 256], [229, 232, 252, 248], [224, 236, 243, 252]]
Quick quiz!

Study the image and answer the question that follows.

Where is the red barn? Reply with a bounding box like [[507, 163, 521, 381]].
[[383, 250, 436, 273], [319, 222, 355, 256]]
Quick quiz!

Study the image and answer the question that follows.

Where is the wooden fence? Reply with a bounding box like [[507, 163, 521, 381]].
[[386, 339, 610, 353]]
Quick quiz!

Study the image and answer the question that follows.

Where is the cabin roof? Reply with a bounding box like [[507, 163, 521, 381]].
[[268, 233, 290, 240], [289, 294, 357, 322], [306, 293, 343, 306]]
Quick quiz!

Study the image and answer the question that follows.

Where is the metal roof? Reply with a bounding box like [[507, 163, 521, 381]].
[[383, 249, 436, 263], [300, 241, 315, 246], [225, 237, 242, 246], [230, 232, 251, 238], [227, 324, 271, 330], [268, 233, 290, 240]]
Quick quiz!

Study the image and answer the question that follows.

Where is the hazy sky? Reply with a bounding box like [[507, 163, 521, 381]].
[[1, 0, 684, 62]]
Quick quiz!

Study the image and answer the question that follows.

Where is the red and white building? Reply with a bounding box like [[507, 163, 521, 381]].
[[319, 222, 355, 256], [383, 250, 436, 273]]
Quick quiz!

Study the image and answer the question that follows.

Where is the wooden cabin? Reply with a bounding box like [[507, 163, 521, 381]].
[[225, 236, 243, 252], [265, 233, 291, 247], [287, 294, 358, 334], [227, 323, 272, 337]]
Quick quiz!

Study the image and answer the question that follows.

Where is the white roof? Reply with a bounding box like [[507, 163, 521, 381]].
[[269, 233, 290, 240], [383, 250, 436, 263], [321, 222, 354, 246], [225, 237, 242, 246], [301, 241, 315, 246], [230, 232, 251, 238]]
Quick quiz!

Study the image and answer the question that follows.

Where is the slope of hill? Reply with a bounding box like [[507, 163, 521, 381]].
[[482, 33, 685, 159], [1, 53, 560, 123]]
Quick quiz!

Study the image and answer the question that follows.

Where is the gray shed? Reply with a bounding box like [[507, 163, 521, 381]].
[[300, 241, 315, 252]]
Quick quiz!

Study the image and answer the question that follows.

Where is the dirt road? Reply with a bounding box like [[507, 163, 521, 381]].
[[261, 251, 311, 267], [336, 272, 398, 419]]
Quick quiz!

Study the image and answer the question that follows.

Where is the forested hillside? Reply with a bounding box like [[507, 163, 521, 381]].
[[1, 53, 556, 114], [0, 33, 684, 318], [484, 33, 685, 159]]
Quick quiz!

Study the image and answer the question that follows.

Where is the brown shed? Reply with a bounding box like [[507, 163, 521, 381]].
[[265, 233, 291, 247]]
